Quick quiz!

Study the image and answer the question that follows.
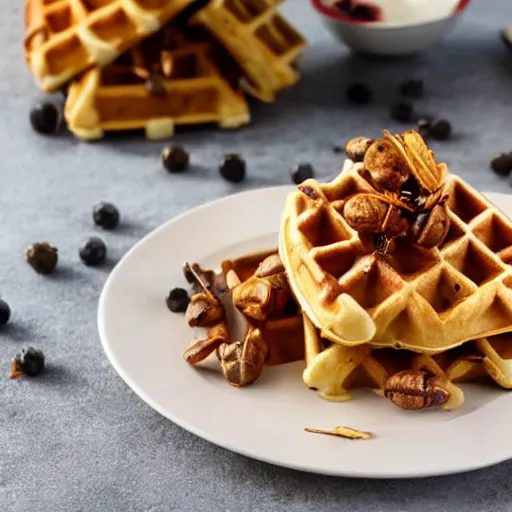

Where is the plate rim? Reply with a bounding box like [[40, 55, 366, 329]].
[[98, 186, 512, 479]]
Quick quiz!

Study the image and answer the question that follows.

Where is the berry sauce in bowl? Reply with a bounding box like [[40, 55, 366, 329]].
[[311, 0, 471, 55]]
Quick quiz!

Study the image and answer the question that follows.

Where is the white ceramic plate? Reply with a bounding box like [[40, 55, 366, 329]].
[[98, 186, 512, 479]]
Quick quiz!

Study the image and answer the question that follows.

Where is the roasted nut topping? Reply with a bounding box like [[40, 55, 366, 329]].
[[412, 203, 450, 249], [384, 370, 449, 410], [343, 194, 389, 235], [364, 139, 410, 192], [342, 130, 451, 252], [254, 254, 284, 278], [345, 136, 374, 162]]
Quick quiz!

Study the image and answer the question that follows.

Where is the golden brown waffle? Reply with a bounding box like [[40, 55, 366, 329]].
[[24, 0, 198, 92], [64, 24, 250, 140], [303, 315, 512, 410], [221, 249, 305, 367], [280, 148, 512, 354], [191, 0, 307, 102]]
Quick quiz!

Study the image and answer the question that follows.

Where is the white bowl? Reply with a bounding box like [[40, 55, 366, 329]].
[[311, 0, 471, 56]]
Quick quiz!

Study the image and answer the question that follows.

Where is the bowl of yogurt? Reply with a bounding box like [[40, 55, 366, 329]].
[[311, 0, 470, 56]]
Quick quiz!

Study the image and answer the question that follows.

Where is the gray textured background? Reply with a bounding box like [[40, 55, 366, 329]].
[[2, 1, 512, 511]]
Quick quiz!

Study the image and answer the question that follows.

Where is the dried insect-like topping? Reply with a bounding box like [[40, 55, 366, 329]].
[[217, 327, 268, 387], [183, 323, 228, 365], [384, 370, 449, 410], [345, 136, 374, 162], [185, 293, 224, 327], [363, 139, 411, 192], [383, 130, 443, 192], [232, 274, 290, 322]]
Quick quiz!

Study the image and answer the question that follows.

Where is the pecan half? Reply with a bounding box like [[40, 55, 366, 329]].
[[384, 370, 449, 410]]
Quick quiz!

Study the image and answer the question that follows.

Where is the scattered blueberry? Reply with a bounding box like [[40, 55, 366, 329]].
[[93, 202, 120, 230], [0, 299, 10, 326], [219, 154, 246, 183], [430, 120, 452, 140], [79, 237, 107, 266], [162, 145, 190, 173], [25, 242, 58, 275], [400, 79, 424, 99], [390, 101, 415, 123], [166, 287, 190, 313], [29, 101, 61, 135], [333, 145, 343, 154], [11, 346, 45, 378], [346, 83, 372, 105], [491, 153, 512, 177], [417, 118, 432, 139], [291, 163, 315, 184]]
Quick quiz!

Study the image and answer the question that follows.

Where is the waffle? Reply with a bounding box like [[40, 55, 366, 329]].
[[64, 24, 250, 140], [303, 315, 512, 410], [24, 0, 201, 92], [221, 249, 305, 367], [191, 0, 307, 102], [280, 134, 512, 354]]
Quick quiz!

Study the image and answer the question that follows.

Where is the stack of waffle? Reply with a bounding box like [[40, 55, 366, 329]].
[[278, 129, 512, 411], [24, 0, 307, 140]]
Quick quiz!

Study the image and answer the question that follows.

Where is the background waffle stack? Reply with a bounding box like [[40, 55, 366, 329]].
[[279, 130, 512, 410], [24, 0, 307, 140]]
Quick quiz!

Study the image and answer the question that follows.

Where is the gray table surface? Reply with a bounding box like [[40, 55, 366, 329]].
[[3, 1, 512, 511]]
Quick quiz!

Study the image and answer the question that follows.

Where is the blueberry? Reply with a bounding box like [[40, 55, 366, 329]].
[[13, 346, 45, 377], [491, 153, 512, 177], [0, 299, 10, 326], [79, 237, 107, 266], [93, 202, 120, 230], [390, 101, 415, 123], [29, 101, 61, 135], [346, 83, 372, 105], [430, 120, 452, 141], [25, 242, 58, 275], [166, 287, 190, 313], [291, 163, 315, 184], [219, 154, 246, 183], [417, 118, 432, 139], [400, 79, 424, 99], [162, 145, 190, 173]]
